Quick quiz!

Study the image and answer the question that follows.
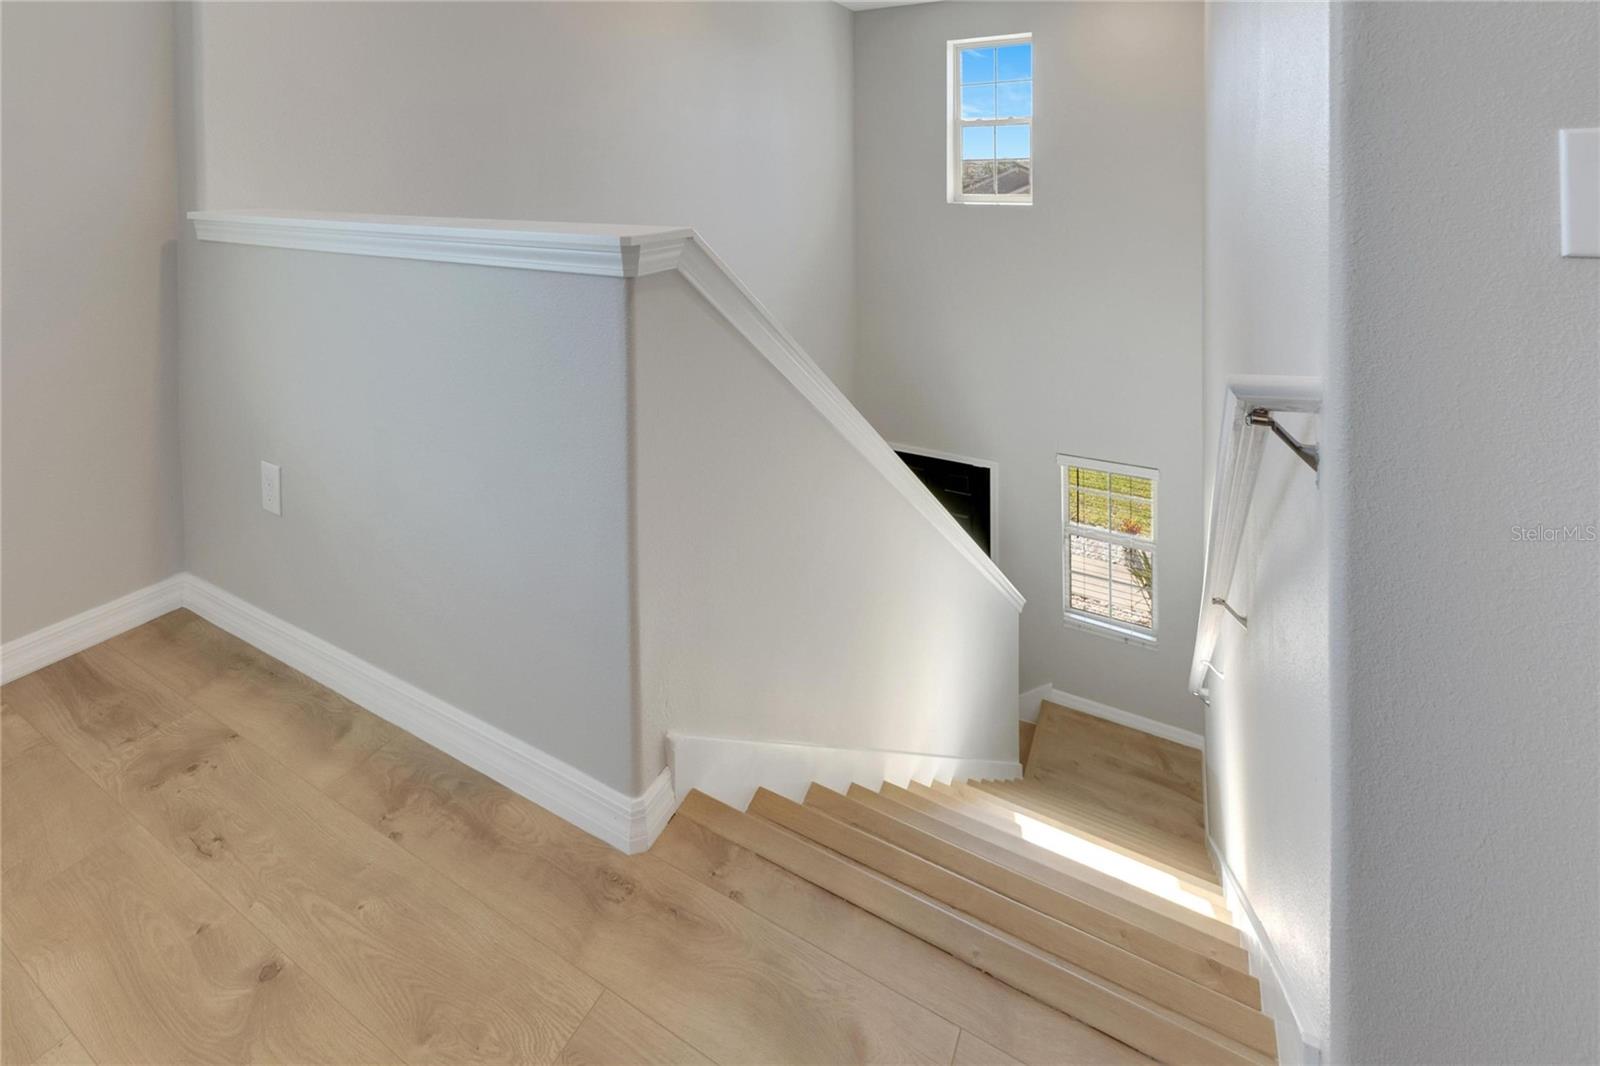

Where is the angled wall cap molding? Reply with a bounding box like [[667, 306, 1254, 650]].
[[188, 210, 693, 277]]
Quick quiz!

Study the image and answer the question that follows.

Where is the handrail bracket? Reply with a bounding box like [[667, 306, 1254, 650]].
[[1247, 408, 1319, 472], [1211, 597, 1248, 629]]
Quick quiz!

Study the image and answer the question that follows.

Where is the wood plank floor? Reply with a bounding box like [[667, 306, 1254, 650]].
[[1, 612, 1146, 1065]]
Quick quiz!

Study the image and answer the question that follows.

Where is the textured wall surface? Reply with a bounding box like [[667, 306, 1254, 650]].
[[1, 2, 183, 639], [181, 243, 637, 791], [182, 1, 857, 389], [1329, 4, 1600, 1061], [853, 2, 1207, 732], [1202, 1, 1333, 1051]]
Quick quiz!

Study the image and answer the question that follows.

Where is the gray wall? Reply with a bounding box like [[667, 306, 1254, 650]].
[[1, 2, 183, 640], [180, 1, 857, 389], [1329, 3, 1599, 1061], [852, 2, 1207, 732], [181, 243, 637, 792], [1202, 1, 1332, 1049], [632, 269, 1020, 792]]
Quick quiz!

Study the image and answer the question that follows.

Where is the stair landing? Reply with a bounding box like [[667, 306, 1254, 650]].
[[988, 700, 1216, 890]]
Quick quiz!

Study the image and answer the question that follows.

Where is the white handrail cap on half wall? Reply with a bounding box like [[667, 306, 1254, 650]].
[[188, 209, 1025, 614], [188, 210, 694, 277]]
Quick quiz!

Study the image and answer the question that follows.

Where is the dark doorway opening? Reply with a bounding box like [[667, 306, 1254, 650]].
[[895, 450, 993, 556]]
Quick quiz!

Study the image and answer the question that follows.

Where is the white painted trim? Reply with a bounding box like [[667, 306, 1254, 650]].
[[5, 573, 673, 850], [1018, 682, 1055, 722], [888, 442, 994, 471], [178, 574, 675, 853], [0, 576, 187, 684], [189, 210, 692, 278], [190, 213, 1025, 614], [1208, 836, 1325, 1066], [668, 732, 1021, 811], [1189, 376, 1322, 699], [1019, 683, 1204, 751], [674, 237, 1024, 611]]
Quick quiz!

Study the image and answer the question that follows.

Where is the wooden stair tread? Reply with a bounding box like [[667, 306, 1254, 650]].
[[751, 789, 1273, 1055], [847, 785, 1249, 970], [676, 791, 1275, 1066], [651, 811, 1153, 1065], [975, 783, 1220, 890], [915, 781, 1230, 916], [1024, 764, 1207, 842], [962, 782, 1224, 892], [1028, 751, 1203, 811], [960, 781, 1222, 889], [974, 778, 1204, 855], [884, 782, 1240, 946], [808, 785, 1259, 1004], [1029, 702, 1203, 793]]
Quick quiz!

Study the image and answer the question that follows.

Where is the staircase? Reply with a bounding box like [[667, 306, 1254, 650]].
[[663, 703, 1275, 1066]]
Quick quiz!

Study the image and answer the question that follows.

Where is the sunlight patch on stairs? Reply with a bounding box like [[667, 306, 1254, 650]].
[[1011, 811, 1228, 920]]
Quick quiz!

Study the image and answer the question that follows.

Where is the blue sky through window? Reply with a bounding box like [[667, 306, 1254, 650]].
[[998, 81, 1032, 118], [997, 43, 1032, 80], [960, 47, 995, 83], [996, 125, 1030, 159], [959, 41, 1032, 162]]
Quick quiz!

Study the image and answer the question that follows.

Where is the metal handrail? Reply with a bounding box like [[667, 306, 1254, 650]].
[[1188, 376, 1323, 702], [1247, 408, 1320, 472]]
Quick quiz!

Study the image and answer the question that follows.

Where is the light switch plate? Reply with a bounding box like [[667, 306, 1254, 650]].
[[1559, 128, 1599, 258]]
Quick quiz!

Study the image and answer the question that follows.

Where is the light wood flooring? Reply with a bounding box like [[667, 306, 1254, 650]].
[[2, 612, 1245, 1064]]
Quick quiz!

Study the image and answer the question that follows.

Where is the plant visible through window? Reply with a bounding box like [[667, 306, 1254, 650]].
[[1060, 457, 1157, 637]]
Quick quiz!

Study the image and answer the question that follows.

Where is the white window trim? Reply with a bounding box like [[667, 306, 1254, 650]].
[[947, 32, 1033, 206], [1058, 454, 1159, 644]]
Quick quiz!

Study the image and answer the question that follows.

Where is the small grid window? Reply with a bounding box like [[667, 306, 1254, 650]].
[[949, 34, 1032, 204], [1060, 456, 1157, 640]]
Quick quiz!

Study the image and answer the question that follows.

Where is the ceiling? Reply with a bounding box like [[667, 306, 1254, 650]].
[[833, 1, 941, 12]]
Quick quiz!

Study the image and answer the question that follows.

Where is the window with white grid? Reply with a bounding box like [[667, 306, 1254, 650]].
[[1059, 456, 1157, 641], [948, 33, 1033, 204]]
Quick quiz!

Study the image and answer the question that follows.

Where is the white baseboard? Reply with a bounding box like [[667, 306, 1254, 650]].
[[1207, 835, 1324, 1066], [181, 575, 674, 853], [1020, 682, 1204, 751], [1, 573, 675, 853], [1018, 682, 1055, 723], [1, 575, 187, 684], [669, 731, 1022, 810]]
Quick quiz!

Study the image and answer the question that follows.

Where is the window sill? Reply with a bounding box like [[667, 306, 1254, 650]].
[[1063, 612, 1158, 649], [947, 198, 1033, 207]]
